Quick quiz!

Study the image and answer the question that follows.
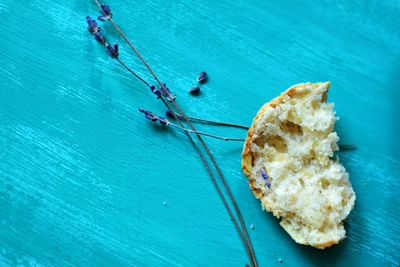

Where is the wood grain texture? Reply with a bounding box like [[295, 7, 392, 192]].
[[0, 0, 399, 266]]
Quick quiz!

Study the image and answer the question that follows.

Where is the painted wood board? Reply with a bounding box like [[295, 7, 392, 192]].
[[0, 0, 399, 266]]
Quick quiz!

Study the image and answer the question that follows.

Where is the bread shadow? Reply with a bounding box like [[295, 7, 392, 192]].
[[254, 197, 359, 266], [293, 236, 347, 267]]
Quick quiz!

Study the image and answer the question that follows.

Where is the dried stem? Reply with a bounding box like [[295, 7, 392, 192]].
[[169, 111, 249, 129], [92, 1, 258, 265]]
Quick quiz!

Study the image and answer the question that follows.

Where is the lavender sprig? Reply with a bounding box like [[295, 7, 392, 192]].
[[90, 5, 256, 265], [94, 1, 179, 105], [139, 108, 245, 141], [85, 21, 250, 130], [84, 18, 357, 148]]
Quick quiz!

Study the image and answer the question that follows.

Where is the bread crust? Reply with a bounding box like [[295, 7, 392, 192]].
[[241, 82, 334, 248]]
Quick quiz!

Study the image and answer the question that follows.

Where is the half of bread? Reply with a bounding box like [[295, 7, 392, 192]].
[[242, 82, 355, 249]]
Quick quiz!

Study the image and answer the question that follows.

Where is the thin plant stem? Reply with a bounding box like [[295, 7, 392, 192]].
[[159, 99, 256, 266], [92, 2, 258, 265], [169, 102, 258, 267], [116, 57, 150, 87], [117, 108, 245, 141], [175, 126, 245, 141], [114, 58, 257, 266], [116, 59, 249, 129], [169, 111, 249, 129]]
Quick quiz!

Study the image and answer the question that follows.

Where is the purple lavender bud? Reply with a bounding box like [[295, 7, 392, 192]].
[[139, 108, 157, 122], [145, 114, 156, 121], [261, 168, 271, 188], [106, 43, 119, 58], [150, 84, 162, 98], [99, 4, 112, 18], [197, 71, 208, 84], [160, 83, 176, 101], [94, 32, 106, 44], [160, 83, 171, 97], [165, 110, 175, 119], [139, 108, 170, 125], [189, 86, 201, 95], [86, 16, 100, 33], [158, 117, 169, 126]]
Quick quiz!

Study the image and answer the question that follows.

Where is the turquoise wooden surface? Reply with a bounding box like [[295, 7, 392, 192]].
[[1, 0, 399, 266]]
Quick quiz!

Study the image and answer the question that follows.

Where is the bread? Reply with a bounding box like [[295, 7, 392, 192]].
[[242, 82, 355, 249]]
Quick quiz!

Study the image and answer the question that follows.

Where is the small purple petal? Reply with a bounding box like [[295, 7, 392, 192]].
[[165, 110, 175, 119], [100, 4, 112, 17], [86, 16, 100, 33], [197, 71, 208, 84], [144, 113, 157, 122], [94, 32, 106, 44], [139, 108, 169, 125], [189, 86, 201, 95], [160, 83, 171, 97], [158, 117, 169, 126], [150, 85, 162, 98], [106, 43, 119, 58], [261, 168, 271, 188]]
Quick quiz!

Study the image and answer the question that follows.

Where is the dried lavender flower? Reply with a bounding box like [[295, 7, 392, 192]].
[[165, 110, 175, 119], [159, 83, 176, 102], [138, 109, 243, 141], [106, 43, 119, 58], [150, 85, 162, 98], [158, 117, 168, 126], [94, 32, 106, 44], [189, 86, 201, 95], [197, 71, 208, 84], [160, 83, 170, 95], [139, 108, 169, 125], [86, 16, 100, 33], [261, 167, 271, 188], [139, 108, 157, 121], [98, 4, 112, 21]]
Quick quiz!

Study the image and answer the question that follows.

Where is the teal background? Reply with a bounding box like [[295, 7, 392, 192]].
[[1, 0, 399, 266]]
